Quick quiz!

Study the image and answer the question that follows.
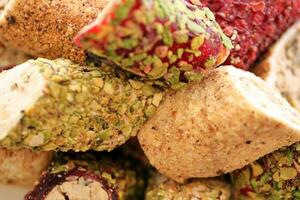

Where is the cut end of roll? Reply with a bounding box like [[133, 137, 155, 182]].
[[254, 21, 300, 112], [25, 168, 116, 200], [223, 66, 300, 131], [0, 61, 45, 140]]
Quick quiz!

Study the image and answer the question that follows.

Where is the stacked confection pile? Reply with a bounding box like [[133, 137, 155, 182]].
[[0, 0, 300, 199]]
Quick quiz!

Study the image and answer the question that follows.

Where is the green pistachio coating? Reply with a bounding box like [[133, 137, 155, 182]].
[[26, 151, 147, 200], [0, 58, 164, 151], [145, 173, 231, 200], [231, 142, 300, 200]]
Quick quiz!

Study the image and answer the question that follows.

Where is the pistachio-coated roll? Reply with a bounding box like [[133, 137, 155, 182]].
[[146, 173, 231, 200], [75, 0, 232, 87], [0, 58, 164, 151], [0, 0, 108, 64], [25, 152, 146, 200], [0, 149, 53, 187], [231, 142, 300, 200]]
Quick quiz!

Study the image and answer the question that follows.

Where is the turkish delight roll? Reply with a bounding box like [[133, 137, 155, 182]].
[[0, 0, 108, 64], [231, 142, 300, 200], [75, 0, 232, 87], [0, 58, 163, 151], [138, 65, 300, 182], [24, 152, 146, 200], [202, 0, 300, 70], [0, 149, 53, 187], [145, 173, 231, 200], [254, 21, 300, 112]]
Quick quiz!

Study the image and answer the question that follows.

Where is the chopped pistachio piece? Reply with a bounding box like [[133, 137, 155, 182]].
[[75, 0, 231, 88], [146, 173, 231, 200], [231, 142, 300, 199]]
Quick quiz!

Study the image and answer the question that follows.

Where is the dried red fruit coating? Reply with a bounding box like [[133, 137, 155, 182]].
[[75, 0, 232, 85], [201, 0, 300, 70]]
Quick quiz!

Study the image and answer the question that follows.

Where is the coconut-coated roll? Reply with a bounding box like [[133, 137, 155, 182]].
[[0, 58, 164, 151], [0, 0, 108, 64], [0, 149, 53, 187], [138, 65, 300, 182], [231, 142, 300, 200], [24, 151, 147, 200], [75, 0, 232, 87], [145, 173, 231, 200], [253, 21, 300, 112]]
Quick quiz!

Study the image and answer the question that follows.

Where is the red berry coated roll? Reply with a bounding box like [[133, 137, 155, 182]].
[[75, 0, 232, 87], [201, 0, 300, 70]]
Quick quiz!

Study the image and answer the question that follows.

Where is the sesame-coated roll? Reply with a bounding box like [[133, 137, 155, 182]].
[[145, 173, 231, 200], [0, 58, 164, 151], [231, 142, 300, 200], [0, 149, 53, 187], [0, 0, 108, 64], [138, 65, 300, 182], [75, 0, 232, 87], [25, 152, 146, 200]]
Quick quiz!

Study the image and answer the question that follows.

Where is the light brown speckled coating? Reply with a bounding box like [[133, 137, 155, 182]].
[[0, 149, 53, 187], [138, 65, 300, 182], [0, 0, 108, 64]]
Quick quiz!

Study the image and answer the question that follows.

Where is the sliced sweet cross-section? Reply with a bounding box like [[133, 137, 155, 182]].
[[254, 21, 300, 112]]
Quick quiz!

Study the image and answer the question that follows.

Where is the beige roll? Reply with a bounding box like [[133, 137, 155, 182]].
[[253, 21, 300, 112], [0, 149, 53, 187], [0, 0, 108, 64], [138, 65, 300, 182]]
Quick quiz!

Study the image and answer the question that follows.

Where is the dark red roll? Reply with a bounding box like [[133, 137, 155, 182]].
[[201, 0, 300, 70]]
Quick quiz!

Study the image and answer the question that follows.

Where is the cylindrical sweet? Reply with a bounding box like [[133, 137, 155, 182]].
[[0, 0, 108, 64], [24, 152, 146, 200], [75, 0, 232, 87], [145, 173, 231, 200], [231, 142, 300, 200], [0, 58, 164, 151], [0, 149, 53, 187], [201, 0, 300, 70], [138, 65, 300, 182], [253, 21, 300, 112]]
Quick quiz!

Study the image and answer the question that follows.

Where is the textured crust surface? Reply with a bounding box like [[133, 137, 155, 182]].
[[0, 0, 108, 63], [0, 43, 30, 71], [253, 21, 300, 111], [0, 149, 53, 187], [138, 66, 300, 182], [146, 174, 231, 200]]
